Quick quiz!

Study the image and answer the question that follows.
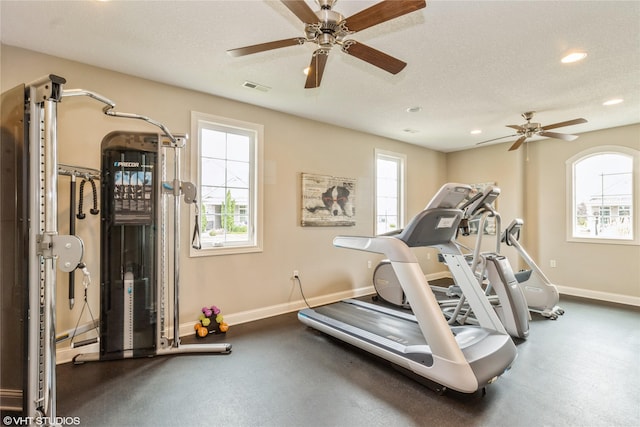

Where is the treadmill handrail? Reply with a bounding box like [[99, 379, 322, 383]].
[[333, 235, 417, 263]]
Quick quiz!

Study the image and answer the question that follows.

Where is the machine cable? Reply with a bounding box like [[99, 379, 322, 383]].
[[68, 264, 99, 349], [192, 201, 202, 250]]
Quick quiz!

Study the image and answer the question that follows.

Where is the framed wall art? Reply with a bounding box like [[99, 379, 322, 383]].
[[301, 173, 356, 227]]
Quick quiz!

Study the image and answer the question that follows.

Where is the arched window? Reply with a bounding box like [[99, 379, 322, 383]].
[[566, 145, 639, 245]]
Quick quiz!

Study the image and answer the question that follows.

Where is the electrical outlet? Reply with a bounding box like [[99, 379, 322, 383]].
[[293, 270, 299, 278], [550, 260, 557, 268], [427, 252, 431, 260], [367, 260, 372, 269]]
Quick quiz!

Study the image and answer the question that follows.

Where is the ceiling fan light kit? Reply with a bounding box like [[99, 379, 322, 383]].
[[227, 0, 427, 88]]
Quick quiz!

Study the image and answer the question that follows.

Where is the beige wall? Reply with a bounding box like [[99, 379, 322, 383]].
[[523, 124, 640, 300], [446, 125, 640, 302], [2, 45, 638, 340], [1, 45, 446, 334]]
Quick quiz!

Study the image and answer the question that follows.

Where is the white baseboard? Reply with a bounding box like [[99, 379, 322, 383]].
[[178, 284, 376, 336], [426, 271, 452, 281], [426, 272, 640, 307], [57, 342, 100, 365], [57, 273, 455, 364], [56, 278, 637, 364], [426, 270, 640, 307], [56, 285, 376, 364], [557, 285, 640, 307], [190, 271, 452, 335]]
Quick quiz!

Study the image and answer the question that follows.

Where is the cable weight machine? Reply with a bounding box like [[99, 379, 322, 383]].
[[70, 102, 231, 363], [1, 75, 229, 424]]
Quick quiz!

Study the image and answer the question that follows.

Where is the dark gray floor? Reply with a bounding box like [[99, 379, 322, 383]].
[[57, 296, 640, 427]]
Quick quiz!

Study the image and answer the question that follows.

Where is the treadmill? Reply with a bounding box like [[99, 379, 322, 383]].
[[298, 183, 517, 393]]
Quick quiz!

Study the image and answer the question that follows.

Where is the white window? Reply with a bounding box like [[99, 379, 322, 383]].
[[566, 145, 639, 245], [190, 112, 263, 256], [375, 149, 406, 235]]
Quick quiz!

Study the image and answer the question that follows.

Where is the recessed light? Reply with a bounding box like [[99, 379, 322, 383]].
[[470, 129, 482, 135], [561, 52, 587, 63], [603, 98, 623, 106], [406, 106, 422, 113]]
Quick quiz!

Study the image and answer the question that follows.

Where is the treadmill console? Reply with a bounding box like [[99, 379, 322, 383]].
[[397, 183, 472, 248], [425, 183, 472, 209]]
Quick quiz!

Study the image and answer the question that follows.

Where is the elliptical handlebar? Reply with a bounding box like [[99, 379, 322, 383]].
[[458, 191, 484, 212], [463, 185, 500, 219], [501, 218, 524, 245]]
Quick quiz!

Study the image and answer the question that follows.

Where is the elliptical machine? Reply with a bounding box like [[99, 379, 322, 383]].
[[502, 219, 564, 319]]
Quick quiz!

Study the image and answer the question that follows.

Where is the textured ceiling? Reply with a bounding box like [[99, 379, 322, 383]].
[[1, 0, 639, 152]]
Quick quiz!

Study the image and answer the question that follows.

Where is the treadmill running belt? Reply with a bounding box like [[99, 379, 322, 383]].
[[313, 302, 428, 347]]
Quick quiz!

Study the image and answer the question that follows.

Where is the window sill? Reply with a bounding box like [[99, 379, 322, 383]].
[[566, 236, 639, 246], [189, 244, 263, 257]]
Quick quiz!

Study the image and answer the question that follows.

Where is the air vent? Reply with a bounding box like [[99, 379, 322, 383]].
[[242, 81, 271, 92]]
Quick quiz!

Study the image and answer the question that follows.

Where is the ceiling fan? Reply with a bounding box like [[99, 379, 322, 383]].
[[476, 112, 588, 151], [226, 0, 426, 88]]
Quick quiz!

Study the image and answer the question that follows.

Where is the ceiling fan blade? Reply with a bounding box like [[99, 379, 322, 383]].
[[506, 124, 524, 131], [281, 0, 318, 24], [508, 136, 527, 151], [305, 49, 330, 89], [344, 0, 426, 33], [539, 131, 579, 141], [475, 134, 519, 146], [541, 118, 587, 131], [342, 41, 406, 74], [227, 38, 306, 57]]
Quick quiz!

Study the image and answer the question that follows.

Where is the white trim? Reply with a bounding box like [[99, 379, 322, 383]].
[[180, 270, 452, 335], [56, 342, 99, 365], [557, 285, 640, 307], [56, 285, 375, 364], [565, 145, 640, 246], [374, 148, 407, 235], [57, 272, 638, 364], [178, 285, 377, 337], [426, 271, 452, 281], [56, 271, 454, 365], [189, 111, 264, 257]]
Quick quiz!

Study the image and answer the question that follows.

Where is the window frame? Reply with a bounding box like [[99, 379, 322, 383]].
[[565, 145, 639, 246], [374, 149, 407, 235], [190, 111, 263, 257]]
